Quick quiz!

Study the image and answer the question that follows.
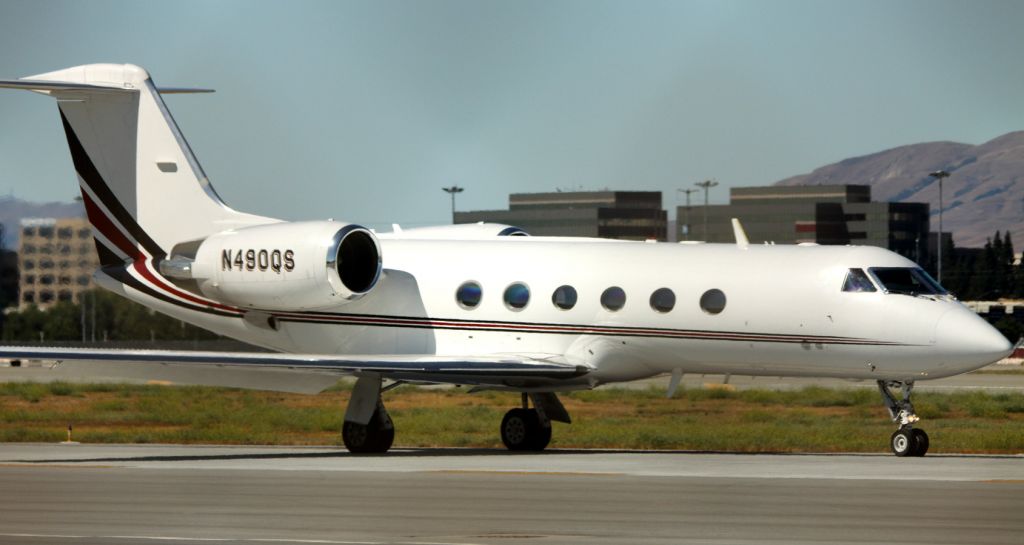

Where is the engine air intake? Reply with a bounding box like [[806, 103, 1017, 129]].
[[331, 227, 381, 294]]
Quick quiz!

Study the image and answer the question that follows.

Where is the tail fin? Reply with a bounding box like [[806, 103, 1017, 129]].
[[0, 64, 272, 266]]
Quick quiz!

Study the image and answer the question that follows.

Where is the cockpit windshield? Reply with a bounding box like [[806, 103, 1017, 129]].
[[868, 267, 948, 296], [842, 268, 877, 292]]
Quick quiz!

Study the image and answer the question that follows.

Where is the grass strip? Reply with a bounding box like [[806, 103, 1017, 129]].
[[1, 382, 1022, 453]]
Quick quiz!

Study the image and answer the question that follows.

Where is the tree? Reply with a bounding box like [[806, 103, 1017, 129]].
[[966, 237, 996, 299], [1, 290, 222, 342], [992, 232, 1005, 296], [1016, 241, 1024, 298]]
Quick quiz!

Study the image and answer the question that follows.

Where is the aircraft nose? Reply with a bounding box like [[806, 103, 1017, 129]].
[[934, 307, 1014, 370]]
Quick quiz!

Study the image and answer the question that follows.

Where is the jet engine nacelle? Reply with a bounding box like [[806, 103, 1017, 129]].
[[174, 221, 382, 311]]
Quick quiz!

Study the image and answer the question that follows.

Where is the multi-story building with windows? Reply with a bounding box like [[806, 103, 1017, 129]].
[[18, 217, 98, 309], [685, 185, 931, 263], [455, 191, 668, 241]]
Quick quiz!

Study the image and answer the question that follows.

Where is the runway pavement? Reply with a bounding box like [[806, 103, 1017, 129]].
[[0, 444, 1021, 545]]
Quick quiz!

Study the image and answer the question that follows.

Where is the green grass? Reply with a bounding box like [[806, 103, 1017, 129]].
[[0, 382, 1022, 453]]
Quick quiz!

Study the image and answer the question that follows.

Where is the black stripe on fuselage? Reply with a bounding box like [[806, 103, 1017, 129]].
[[271, 313, 904, 347]]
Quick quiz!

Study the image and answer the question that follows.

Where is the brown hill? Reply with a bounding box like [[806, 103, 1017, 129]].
[[775, 132, 1024, 248], [0, 196, 84, 249]]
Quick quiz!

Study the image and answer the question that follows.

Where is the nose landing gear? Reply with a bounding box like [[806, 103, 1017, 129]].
[[878, 380, 929, 457]]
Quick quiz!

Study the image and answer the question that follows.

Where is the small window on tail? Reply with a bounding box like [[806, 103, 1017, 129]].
[[842, 268, 877, 293]]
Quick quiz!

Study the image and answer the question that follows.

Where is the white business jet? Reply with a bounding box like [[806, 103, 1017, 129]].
[[0, 64, 1012, 456]]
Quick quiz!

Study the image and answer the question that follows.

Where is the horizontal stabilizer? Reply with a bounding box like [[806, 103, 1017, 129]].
[[0, 79, 214, 95], [0, 79, 128, 93], [155, 87, 215, 94]]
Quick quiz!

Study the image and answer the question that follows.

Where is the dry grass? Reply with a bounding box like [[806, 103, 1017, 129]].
[[1, 382, 1022, 453]]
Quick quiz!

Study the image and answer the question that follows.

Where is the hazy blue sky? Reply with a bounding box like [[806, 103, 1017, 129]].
[[0, 0, 1021, 230]]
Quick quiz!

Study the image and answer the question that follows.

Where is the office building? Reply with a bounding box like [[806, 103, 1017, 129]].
[[19, 217, 98, 310], [456, 191, 667, 241], [685, 185, 930, 262]]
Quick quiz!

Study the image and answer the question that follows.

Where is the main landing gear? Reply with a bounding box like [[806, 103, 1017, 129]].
[[342, 398, 395, 454], [341, 376, 397, 454], [877, 380, 929, 457], [499, 393, 571, 452], [341, 376, 572, 454]]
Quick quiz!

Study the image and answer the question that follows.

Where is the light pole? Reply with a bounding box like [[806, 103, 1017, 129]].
[[695, 179, 718, 241], [442, 185, 464, 224], [676, 188, 698, 241], [929, 170, 949, 283]]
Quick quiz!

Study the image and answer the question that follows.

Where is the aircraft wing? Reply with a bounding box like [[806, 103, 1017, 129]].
[[0, 346, 590, 394]]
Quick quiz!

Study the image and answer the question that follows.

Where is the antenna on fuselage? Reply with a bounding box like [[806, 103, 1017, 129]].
[[731, 218, 749, 249]]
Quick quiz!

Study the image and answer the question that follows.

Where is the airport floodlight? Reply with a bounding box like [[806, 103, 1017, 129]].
[[695, 180, 719, 241], [443, 185, 465, 224], [928, 170, 950, 283], [677, 188, 698, 241]]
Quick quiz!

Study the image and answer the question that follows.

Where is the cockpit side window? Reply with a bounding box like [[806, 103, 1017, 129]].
[[868, 267, 948, 296], [842, 268, 877, 292], [914, 268, 948, 295]]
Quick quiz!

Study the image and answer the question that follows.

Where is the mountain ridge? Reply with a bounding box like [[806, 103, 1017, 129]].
[[0, 196, 85, 249], [775, 131, 1024, 248]]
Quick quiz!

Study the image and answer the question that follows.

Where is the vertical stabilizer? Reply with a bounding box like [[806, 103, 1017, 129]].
[[1, 64, 273, 266]]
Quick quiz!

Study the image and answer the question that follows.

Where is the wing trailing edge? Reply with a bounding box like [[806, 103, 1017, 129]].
[[0, 346, 590, 391]]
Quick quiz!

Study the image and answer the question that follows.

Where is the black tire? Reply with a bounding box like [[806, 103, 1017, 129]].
[[528, 418, 552, 451], [374, 411, 395, 452], [911, 428, 929, 457], [501, 408, 532, 451], [501, 408, 551, 452], [342, 420, 372, 453], [890, 429, 914, 457], [342, 409, 394, 454]]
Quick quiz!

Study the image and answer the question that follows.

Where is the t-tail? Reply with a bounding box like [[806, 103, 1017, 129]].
[[0, 63, 273, 268]]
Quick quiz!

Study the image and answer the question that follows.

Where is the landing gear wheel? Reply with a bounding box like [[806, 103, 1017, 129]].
[[878, 381, 928, 457], [342, 408, 395, 454], [911, 428, 929, 457], [890, 429, 914, 457], [501, 408, 551, 451]]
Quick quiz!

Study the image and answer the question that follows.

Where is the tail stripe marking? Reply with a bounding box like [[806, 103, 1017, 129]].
[[80, 192, 141, 260], [59, 109, 243, 315], [59, 109, 165, 258], [102, 265, 240, 318]]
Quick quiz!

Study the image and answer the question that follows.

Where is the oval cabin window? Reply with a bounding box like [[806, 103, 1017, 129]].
[[601, 287, 626, 311], [700, 289, 726, 315], [649, 288, 676, 313], [552, 285, 578, 310], [503, 282, 530, 310], [456, 281, 483, 309]]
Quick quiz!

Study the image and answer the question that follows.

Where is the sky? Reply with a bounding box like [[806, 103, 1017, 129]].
[[0, 0, 1022, 230]]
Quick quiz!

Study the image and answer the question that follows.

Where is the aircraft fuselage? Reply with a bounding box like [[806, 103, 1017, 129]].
[[101, 236, 1006, 388]]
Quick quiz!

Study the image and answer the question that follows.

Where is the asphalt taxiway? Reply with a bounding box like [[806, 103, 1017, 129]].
[[0, 444, 1021, 545]]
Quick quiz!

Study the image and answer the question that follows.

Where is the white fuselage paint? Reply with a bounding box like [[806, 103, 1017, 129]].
[[98, 235, 1006, 388]]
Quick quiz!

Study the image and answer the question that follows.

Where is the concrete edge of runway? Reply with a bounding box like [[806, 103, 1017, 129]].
[[2, 443, 1022, 483], [2, 442, 1023, 457]]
